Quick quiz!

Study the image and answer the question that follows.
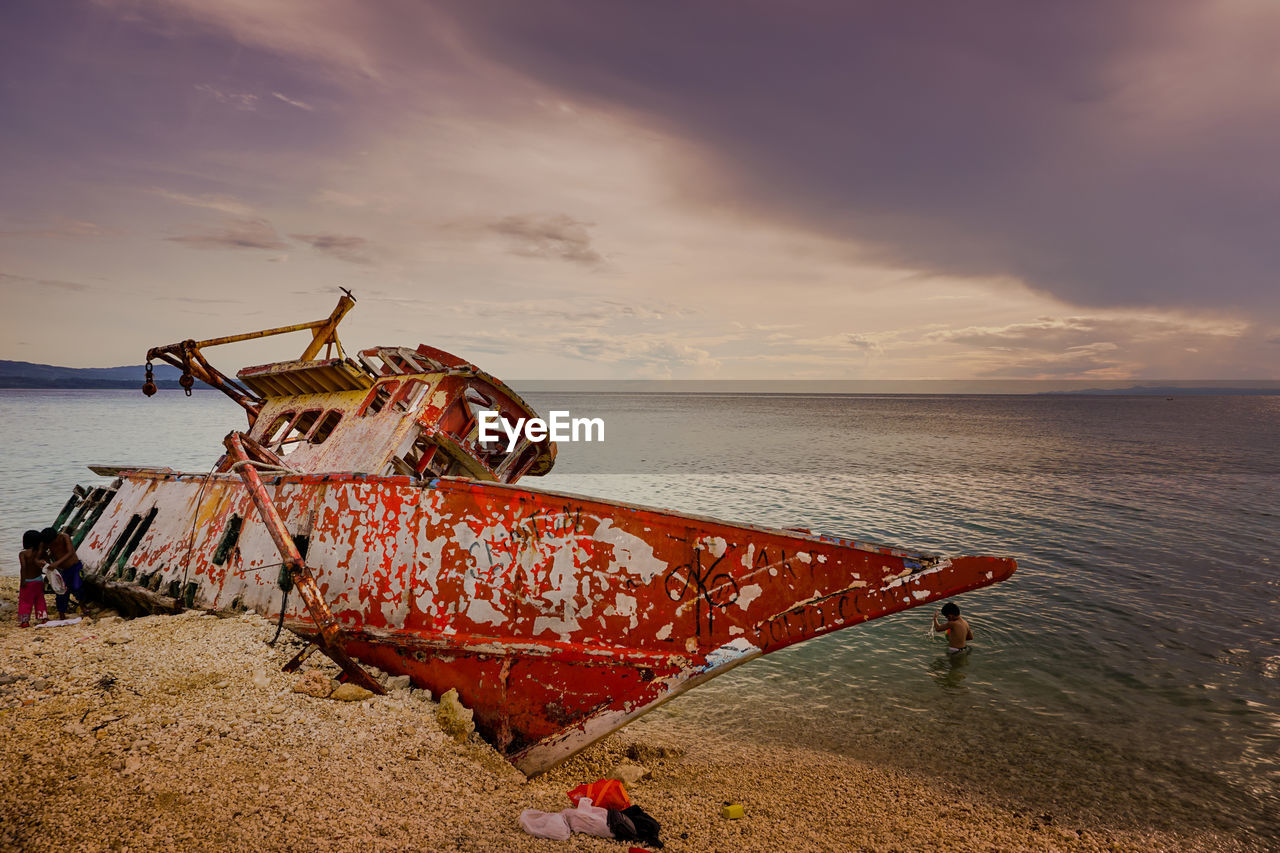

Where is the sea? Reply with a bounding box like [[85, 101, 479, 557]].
[[1, 389, 1276, 844]]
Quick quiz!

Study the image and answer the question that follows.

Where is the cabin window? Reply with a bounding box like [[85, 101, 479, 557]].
[[277, 409, 322, 453], [361, 381, 399, 417], [293, 409, 323, 437], [392, 379, 429, 413], [309, 410, 342, 444], [263, 412, 296, 445]]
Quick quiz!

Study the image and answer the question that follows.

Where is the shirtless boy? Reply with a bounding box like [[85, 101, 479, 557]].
[[18, 530, 49, 627], [40, 527, 88, 619], [933, 602, 972, 654]]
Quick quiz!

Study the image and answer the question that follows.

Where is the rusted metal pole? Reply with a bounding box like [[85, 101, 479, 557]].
[[227, 436, 336, 645], [223, 432, 385, 694], [142, 293, 356, 420], [297, 294, 356, 361], [191, 293, 354, 351]]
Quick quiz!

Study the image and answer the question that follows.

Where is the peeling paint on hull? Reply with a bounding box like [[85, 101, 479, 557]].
[[67, 468, 1015, 775], [52, 299, 1016, 776]]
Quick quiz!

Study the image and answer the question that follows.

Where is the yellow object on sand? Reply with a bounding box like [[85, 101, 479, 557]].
[[721, 803, 745, 820]]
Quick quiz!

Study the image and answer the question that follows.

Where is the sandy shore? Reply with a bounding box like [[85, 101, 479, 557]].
[[0, 577, 1257, 853]]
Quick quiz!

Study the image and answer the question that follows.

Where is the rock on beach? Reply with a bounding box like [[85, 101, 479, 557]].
[[0, 577, 1255, 853], [329, 682, 373, 702], [436, 687, 476, 743], [292, 669, 334, 698]]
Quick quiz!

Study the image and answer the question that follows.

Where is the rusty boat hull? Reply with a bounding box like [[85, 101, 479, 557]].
[[62, 467, 1014, 775], [46, 294, 1017, 776]]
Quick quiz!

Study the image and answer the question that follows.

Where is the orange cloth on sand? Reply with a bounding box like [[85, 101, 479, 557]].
[[566, 779, 631, 811]]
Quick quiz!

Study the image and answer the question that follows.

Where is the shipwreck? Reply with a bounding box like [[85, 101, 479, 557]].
[[48, 293, 1016, 775]]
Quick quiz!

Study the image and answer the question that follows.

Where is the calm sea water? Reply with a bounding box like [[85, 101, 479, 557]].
[[2, 390, 1277, 843]]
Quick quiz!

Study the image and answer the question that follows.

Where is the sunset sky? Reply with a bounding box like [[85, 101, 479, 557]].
[[2, 1, 1278, 380]]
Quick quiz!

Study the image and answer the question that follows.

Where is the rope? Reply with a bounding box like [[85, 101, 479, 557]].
[[230, 561, 284, 577], [178, 466, 218, 610], [269, 584, 289, 646], [227, 459, 295, 475]]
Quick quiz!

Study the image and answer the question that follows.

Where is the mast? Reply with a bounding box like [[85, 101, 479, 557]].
[[141, 291, 357, 425]]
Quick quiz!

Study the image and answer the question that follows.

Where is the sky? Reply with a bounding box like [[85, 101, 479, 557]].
[[2, 0, 1278, 381]]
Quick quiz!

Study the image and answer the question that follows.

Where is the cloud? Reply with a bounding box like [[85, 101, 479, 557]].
[[290, 233, 373, 264], [153, 294, 247, 304], [0, 218, 118, 239], [12, 1, 1277, 379], [444, 325, 720, 378], [271, 91, 314, 111], [482, 214, 603, 266], [355, 291, 716, 377], [451, 298, 667, 326], [310, 189, 367, 208], [927, 316, 1246, 351], [969, 342, 1131, 379], [434, 2, 1280, 314], [0, 272, 92, 292], [166, 217, 288, 250], [151, 188, 256, 217], [90, 0, 436, 82], [169, 220, 374, 260], [919, 314, 1266, 379], [361, 292, 674, 331], [194, 83, 258, 110], [844, 333, 883, 355]]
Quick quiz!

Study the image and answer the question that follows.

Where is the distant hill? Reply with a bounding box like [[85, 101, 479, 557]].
[[4, 362, 1277, 394], [1041, 384, 1280, 396], [0, 360, 189, 389]]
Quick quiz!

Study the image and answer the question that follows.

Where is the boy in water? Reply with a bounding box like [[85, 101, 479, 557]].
[[40, 527, 88, 619], [18, 530, 49, 627], [933, 601, 972, 654]]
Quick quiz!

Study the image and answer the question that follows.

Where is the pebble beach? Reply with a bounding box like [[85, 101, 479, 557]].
[[0, 578, 1257, 853]]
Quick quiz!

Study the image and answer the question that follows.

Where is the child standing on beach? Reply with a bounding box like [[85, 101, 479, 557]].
[[18, 530, 49, 628], [40, 527, 88, 619]]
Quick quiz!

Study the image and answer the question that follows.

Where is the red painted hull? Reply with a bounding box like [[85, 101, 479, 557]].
[[69, 470, 1015, 774]]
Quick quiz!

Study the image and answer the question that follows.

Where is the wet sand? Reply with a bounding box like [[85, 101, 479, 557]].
[[0, 578, 1256, 852]]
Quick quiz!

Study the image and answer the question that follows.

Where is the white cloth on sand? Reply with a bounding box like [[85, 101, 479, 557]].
[[35, 617, 83, 629], [562, 797, 611, 838], [519, 809, 571, 840]]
